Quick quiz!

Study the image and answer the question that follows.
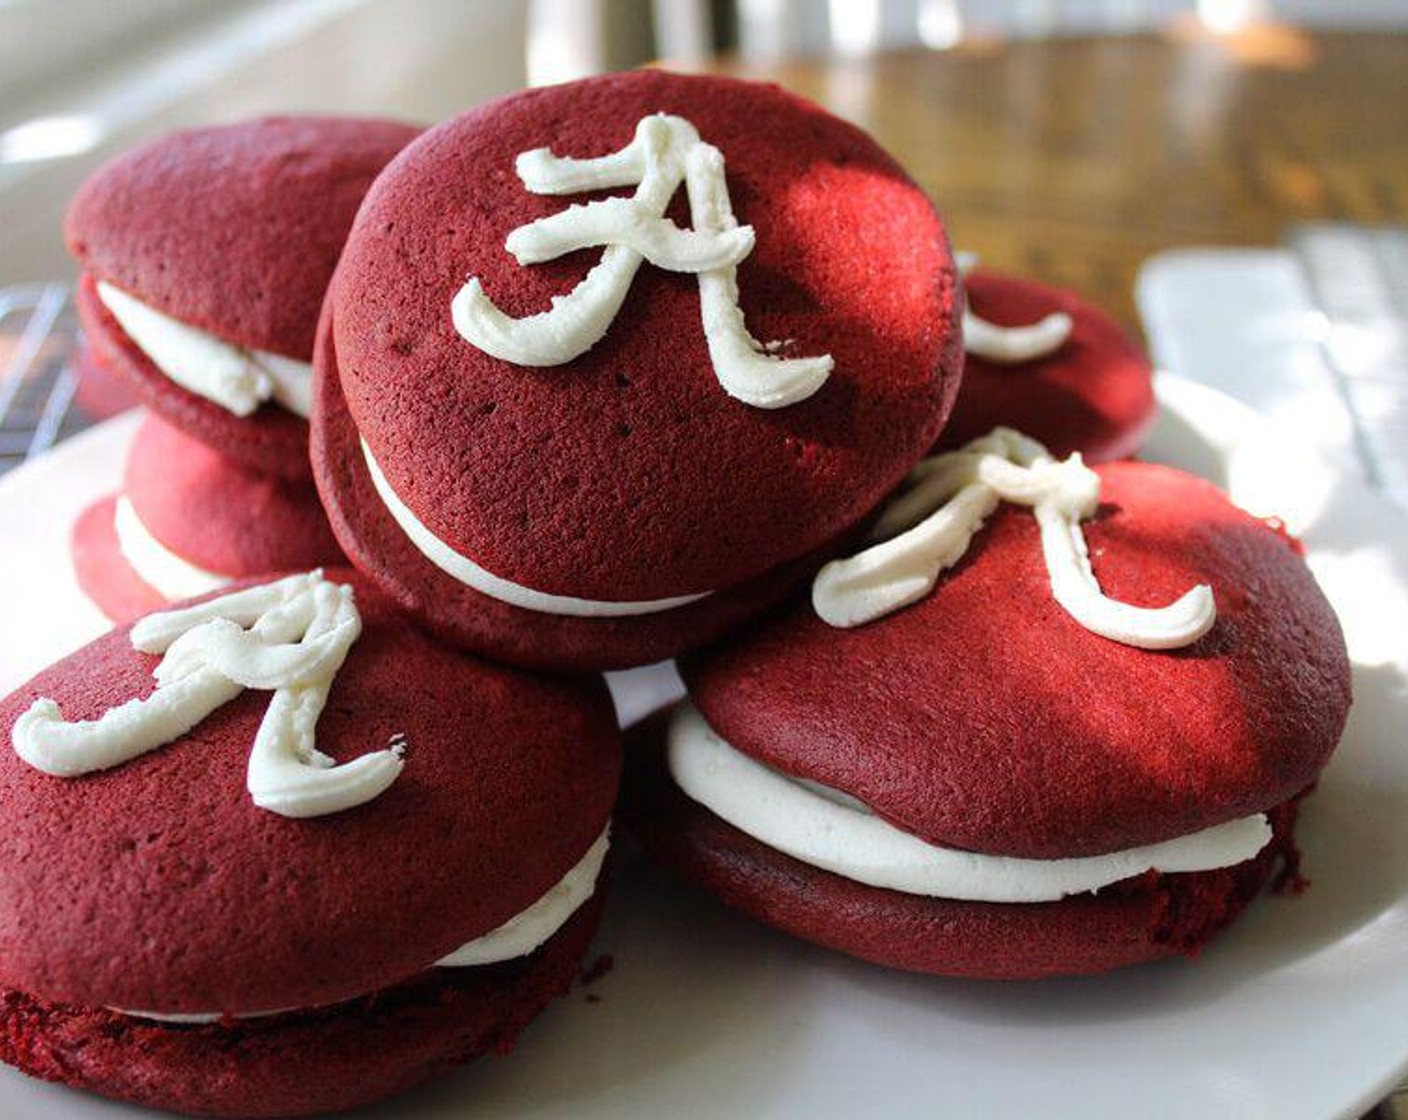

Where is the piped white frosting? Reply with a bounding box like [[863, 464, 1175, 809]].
[[11, 571, 403, 818], [96, 281, 312, 418], [117, 826, 610, 1024], [812, 427, 1217, 648], [360, 438, 713, 618], [956, 251, 1073, 364], [668, 703, 1272, 904], [113, 495, 228, 600], [451, 113, 833, 410]]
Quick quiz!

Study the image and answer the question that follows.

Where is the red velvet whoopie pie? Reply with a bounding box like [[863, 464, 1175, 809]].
[[313, 69, 963, 672], [624, 450, 1351, 980], [0, 569, 619, 1116], [72, 414, 344, 623], [940, 268, 1157, 462], [67, 116, 420, 479]]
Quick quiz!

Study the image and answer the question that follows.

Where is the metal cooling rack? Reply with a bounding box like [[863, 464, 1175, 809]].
[[0, 282, 101, 478]]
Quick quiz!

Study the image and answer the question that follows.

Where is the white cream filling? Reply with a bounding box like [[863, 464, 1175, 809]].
[[360, 438, 713, 618], [668, 703, 1272, 904], [116, 826, 610, 1024], [437, 827, 610, 966], [112, 494, 229, 601], [96, 282, 312, 418]]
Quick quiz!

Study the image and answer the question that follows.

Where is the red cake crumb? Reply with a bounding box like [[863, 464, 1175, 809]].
[[580, 954, 614, 986]]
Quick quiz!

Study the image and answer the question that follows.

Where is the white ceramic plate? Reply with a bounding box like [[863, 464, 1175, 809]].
[[0, 375, 1405, 1119]]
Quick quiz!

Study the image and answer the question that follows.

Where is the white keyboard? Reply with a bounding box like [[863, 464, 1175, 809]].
[[1138, 224, 1408, 509]]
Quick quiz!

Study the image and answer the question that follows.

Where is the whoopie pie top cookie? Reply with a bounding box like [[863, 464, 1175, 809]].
[[67, 116, 420, 478], [0, 568, 619, 1021], [939, 259, 1156, 462], [681, 431, 1349, 860], [71, 415, 346, 622], [670, 425, 1350, 865], [315, 69, 962, 670]]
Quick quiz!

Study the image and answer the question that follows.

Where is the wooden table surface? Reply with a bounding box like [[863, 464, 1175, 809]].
[[721, 27, 1408, 334]]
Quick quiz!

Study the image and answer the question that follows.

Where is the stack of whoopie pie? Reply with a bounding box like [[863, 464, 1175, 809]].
[[0, 66, 1352, 1117], [66, 116, 419, 619]]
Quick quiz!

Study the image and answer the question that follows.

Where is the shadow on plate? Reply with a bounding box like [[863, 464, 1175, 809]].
[[367, 845, 824, 1117]]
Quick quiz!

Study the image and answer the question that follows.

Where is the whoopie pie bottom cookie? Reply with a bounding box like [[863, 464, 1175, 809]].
[[70, 340, 139, 421], [623, 711, 1302, 980], [0, 892, 604, 1118], [71, 414, 344, 622]]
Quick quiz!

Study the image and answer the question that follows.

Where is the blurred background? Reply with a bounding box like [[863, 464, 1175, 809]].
[[1, 0, 1405, 284], [0, 0, 1404, 503]]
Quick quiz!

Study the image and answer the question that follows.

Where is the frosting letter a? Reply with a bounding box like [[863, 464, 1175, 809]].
[[451, 114, 833, 410], [812, 429, 1217, 648], [11, 572, 405, 819]]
